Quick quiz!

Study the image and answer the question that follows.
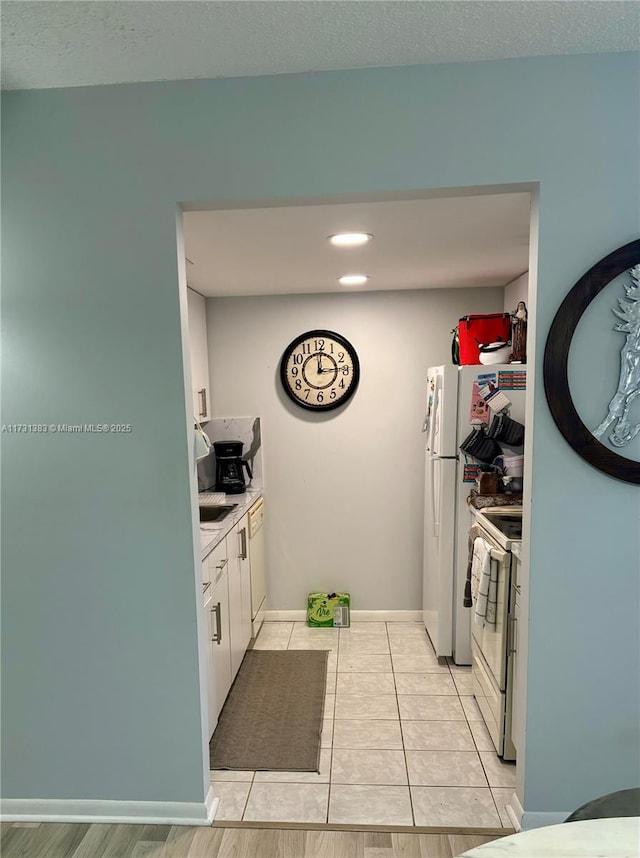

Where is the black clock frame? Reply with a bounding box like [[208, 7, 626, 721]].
[[543, 238, 640, 485], [279, 329, 360, 412]]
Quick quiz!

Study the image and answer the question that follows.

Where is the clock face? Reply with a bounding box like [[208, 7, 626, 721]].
[[280, 330, 360, 411]]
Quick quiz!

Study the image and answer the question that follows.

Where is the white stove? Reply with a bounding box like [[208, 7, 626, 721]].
[[474, 506, 522, 549], [470, 505, 522, 760]]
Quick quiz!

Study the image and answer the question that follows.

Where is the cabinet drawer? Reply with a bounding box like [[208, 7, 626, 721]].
[[201, 559, 211, 604], [209, 570, 232, 727], [207, 540, 228, 586]]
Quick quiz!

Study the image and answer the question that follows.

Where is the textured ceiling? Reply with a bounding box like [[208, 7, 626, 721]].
[[2, 0, 639, 90]]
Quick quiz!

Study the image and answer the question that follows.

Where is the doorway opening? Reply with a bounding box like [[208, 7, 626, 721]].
[[176, 183, 538, 829]]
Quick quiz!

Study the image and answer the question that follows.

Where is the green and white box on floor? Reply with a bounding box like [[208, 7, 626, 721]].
[[307, 592, 350, 628]]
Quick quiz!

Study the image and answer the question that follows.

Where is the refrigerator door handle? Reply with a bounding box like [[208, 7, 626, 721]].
[[433, 456, 442, 537], [426, 455, 435, 537], [427, 455, 441, 537], [428, 387, 440, 455]]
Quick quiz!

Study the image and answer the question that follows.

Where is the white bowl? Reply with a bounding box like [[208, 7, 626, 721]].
[[479, 345, 511, 365]]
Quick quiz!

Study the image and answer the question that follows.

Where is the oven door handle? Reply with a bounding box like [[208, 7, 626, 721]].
[[469, 521, 508, 562]]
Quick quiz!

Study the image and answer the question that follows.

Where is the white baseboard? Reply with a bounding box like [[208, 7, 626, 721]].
[[505, 791, 523, 831], [1, 788, 219, 827], [355, 610, 423, 622], [505, 791, 569, 831], [264, 610, 423, 623], [205, 785, 219, 824], [520, 810, 570, 830]]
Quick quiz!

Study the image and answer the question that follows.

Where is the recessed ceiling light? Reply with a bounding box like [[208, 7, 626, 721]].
[[328, 232, 373, 247], [338, 274, 369, 286]]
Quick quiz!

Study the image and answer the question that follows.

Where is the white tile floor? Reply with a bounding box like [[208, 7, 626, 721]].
[[210, 621, 516, 827]]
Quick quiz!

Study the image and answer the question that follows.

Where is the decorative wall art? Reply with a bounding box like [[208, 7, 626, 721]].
[[543, 238, 640, 484]]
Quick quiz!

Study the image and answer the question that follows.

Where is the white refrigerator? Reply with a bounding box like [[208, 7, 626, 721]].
[[422, 364, 527, 664]]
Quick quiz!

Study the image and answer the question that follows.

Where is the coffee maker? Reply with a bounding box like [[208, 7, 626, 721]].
[[213, 440, 253, 494]]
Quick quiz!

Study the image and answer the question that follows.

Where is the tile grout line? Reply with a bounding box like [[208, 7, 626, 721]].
[[389, 621, 417, 826], [409, 633, 502, 825], [455, 674, 512, 820], [238, 778, 252, 823], [463, 689, 510, 825], [456, 683, 490, 791], [238, 622, 509, 827], [325, 624, 345, 823]]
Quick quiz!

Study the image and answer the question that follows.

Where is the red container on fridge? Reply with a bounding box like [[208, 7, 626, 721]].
[[456, 313, 512, 365]]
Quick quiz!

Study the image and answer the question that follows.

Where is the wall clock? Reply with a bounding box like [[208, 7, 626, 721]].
[[543, 238, 640, 484], [279, 329, 360, 411]]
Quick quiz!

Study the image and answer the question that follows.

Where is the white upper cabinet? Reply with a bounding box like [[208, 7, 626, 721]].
[[186, 287, 211, 422]]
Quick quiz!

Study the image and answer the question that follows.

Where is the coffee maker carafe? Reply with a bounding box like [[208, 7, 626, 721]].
[[213, 440, 252, 494]]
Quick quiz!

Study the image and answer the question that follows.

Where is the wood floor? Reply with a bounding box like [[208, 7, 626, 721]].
[[0, 822, 500, 857]]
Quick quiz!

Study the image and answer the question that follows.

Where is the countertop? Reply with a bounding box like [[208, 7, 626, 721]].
[[458, 816, 640, 857], [467, 489, 523, 510], [199, 488, 263, 560]]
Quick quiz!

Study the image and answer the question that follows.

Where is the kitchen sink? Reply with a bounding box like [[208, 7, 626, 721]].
[[199, 504, 238, 523]]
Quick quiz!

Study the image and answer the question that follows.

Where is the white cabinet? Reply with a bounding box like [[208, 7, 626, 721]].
[[209, 572, 231, 736], [202, 557, 215, 732], [248, 498, 266, 638], [237, 518, 253, 650], [187, 287, 211, 422], [204, 539, 230, 738], [203, 586, 216, 735], [202, 513, 257, 736], [228, 518, 252, 680], [511, 555, 525, 754]]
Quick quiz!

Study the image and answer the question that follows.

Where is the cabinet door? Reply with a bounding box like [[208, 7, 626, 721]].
[[512, 594, 525, 754], [248, 515, 266, 622], [226, 531, 244, 681], [227, 522, 252, 679], [203, 589, 216, 737], [237, 519, 253, 647], [207, 539, 228, 588], [187, 287, 210, 422], [209, 573, 231, 735]]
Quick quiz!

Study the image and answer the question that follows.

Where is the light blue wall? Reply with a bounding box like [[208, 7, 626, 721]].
[[2, 53, 639, 813]]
